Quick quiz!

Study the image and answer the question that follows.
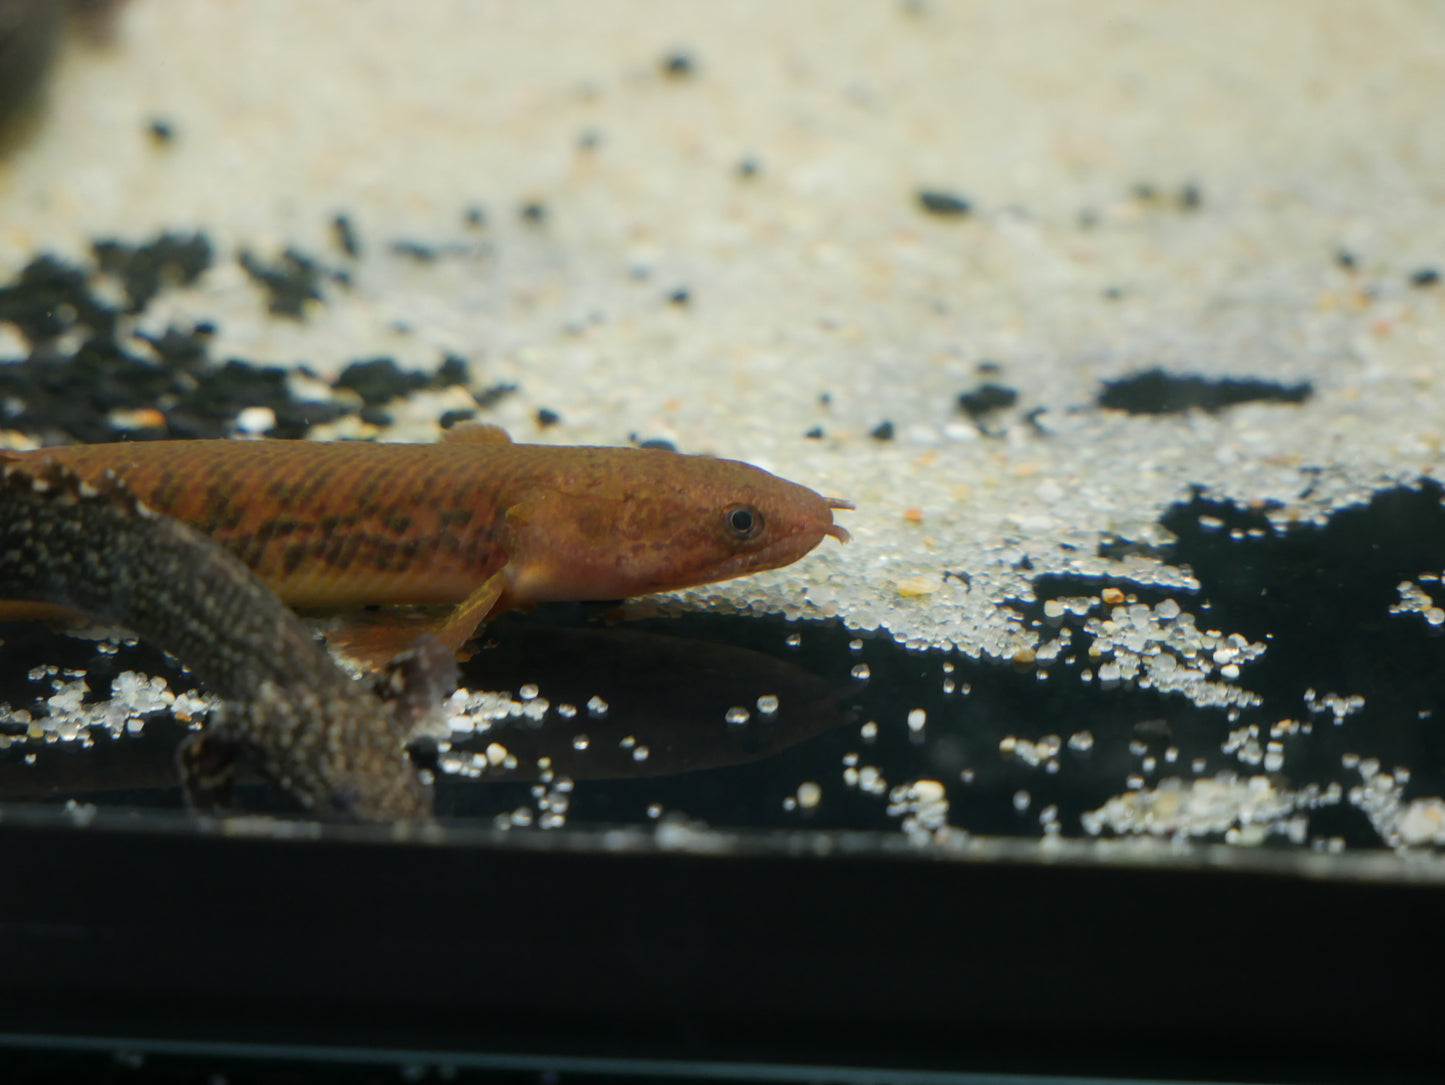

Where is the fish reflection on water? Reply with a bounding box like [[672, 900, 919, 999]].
[[440, 612, 847, 782], [0, 610, 848, 810]]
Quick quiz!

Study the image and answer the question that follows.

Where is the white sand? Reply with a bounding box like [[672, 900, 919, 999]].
[[2, 0, 1443, 701]]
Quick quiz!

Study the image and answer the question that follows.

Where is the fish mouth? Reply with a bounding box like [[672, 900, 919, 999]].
[[823, 497, 854, 543]]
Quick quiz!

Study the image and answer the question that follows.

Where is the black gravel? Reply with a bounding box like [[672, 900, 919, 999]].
[[438, 408, 477, 430], [0, 253, 117, 346], [92, 232, 211, 313], [917, 189, 972, 217], [332, 357, 431, 406], [0, 239, 357, 442], [1098, 369, 1312, 415], [958, 383, 1018, 421], [331, 213, 361, 259], [239, 248, 327, 318], [146, 117, 176, 145]]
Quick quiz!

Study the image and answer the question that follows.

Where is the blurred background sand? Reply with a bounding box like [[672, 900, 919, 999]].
[[2, 0, 1443, 659]]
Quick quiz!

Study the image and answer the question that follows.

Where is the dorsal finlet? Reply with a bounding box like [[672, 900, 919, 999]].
[[440, 421, 513, 446]]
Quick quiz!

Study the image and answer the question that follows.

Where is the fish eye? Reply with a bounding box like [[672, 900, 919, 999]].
[[723, 503, 764, 540]]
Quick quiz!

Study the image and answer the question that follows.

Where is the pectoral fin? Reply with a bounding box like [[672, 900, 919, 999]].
[[432, 568, 510, 652], [323, 570, 511, 670]]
